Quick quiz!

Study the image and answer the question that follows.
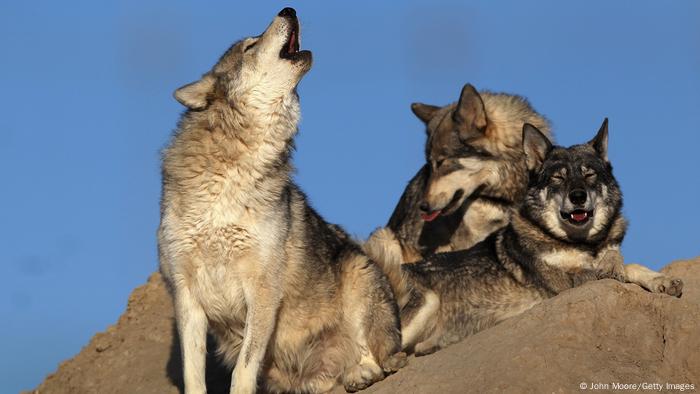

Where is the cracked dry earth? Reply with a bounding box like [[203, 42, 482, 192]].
[[27, 258, 700, 394]]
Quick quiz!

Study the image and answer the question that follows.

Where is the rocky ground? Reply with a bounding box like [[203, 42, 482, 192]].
[[27, 258, 700, 394]]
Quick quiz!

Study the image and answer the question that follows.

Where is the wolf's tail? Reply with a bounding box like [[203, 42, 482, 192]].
[[364, 227, 413, 307]]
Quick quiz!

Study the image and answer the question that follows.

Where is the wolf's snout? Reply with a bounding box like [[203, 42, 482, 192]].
[[419, 202, 442, 222], [568, 189, 587, 205], [278, 7, 296, 18]]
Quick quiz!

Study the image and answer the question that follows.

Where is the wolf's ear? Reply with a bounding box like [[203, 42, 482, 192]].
[[174, 75, 216, 110], [588, 118, 609, 162], [411, 103, 440, 124], [453, 83, 488, 140], [522, 123, 552, 171]]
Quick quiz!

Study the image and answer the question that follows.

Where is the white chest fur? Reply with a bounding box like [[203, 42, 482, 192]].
[[539, 248, 595, 271], [190, 256, 248, 325], [539, 245, 620, 272]]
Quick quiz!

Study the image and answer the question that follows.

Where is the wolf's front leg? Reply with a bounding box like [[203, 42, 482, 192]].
[[595, 248, 627, 282], [594, 249, 683, 297], [624, 264, 684, 297], [175, 287, 209, 394], [231, 277, 282, 394]]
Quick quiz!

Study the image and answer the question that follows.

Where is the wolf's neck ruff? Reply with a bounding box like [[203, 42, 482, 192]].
[[187, 92, 299, 174]]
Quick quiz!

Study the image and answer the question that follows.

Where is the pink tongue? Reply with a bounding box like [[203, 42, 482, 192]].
[[421, 210, 441, 222], [571, 212, 588, 222], [288, 31, 296, 53]]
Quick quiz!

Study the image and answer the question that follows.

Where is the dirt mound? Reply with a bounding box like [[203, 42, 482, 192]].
[[28, 258, 700, 394]]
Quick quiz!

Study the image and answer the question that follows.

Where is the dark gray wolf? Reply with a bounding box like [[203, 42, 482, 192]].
[[158, 8, 405, 394], [366, 84, 551, 264], [367, 119, 683, 356]]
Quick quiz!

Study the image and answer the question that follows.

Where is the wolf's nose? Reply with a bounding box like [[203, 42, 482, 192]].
[[278, 7, 296, 17], [419, 202, 430, 212], [569, 189, 587, 205]]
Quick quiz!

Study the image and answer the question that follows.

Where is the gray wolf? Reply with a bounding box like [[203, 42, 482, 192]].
[[367, 84, 551, 264], [366, 119, 684, 356], [158, 8, 405, 394]]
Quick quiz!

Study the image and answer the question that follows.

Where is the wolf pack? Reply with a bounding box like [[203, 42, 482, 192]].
[[157, 8, 684, 394]]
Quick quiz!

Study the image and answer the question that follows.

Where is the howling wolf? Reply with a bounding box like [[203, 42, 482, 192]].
[[158, 8, 405, 394]]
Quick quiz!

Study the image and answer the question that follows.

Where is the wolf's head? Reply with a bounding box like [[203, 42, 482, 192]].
[[173, 7, 312, 111], [521, 119, 623, 243], [413, 84, 550, 221]]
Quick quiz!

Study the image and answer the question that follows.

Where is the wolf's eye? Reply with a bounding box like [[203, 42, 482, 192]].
[[435, 159, 445, 168], [244, 41, 258, 52]]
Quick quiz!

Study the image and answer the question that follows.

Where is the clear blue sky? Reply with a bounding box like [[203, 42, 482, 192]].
[[1, 1, 698, 392]]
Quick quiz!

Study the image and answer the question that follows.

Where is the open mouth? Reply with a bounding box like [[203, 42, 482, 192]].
[[280, 20, 299, 58], [560, 209, 594, 226], [420, 189, 464, 222], [420, 210, 441, 222], [278, 16, 310, 62]]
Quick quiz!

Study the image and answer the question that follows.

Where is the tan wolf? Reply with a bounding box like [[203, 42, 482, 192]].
[[158, 8, 405, 394]]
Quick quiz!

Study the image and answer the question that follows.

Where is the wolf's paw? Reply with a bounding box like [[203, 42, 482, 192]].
[[342, 360, 383, 392], [652, 277, 684, 297], [414, 340, 439, 357], [381, 351, 407, 374]]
